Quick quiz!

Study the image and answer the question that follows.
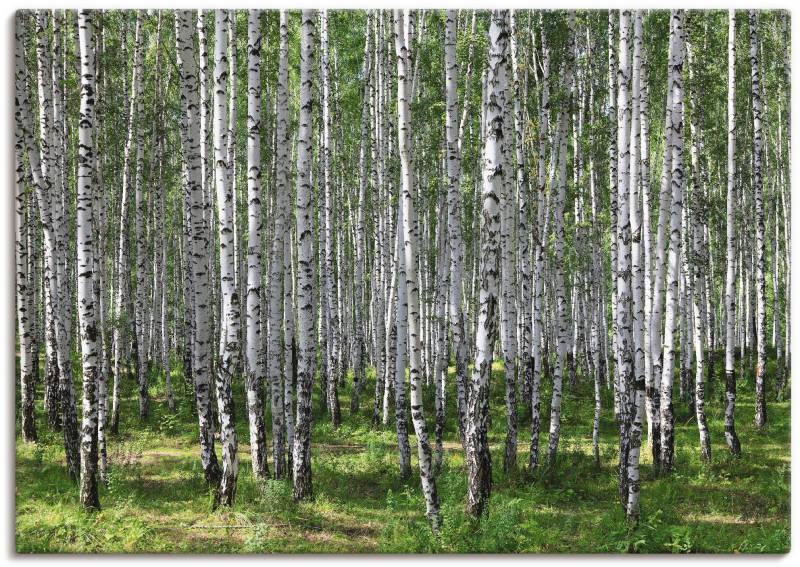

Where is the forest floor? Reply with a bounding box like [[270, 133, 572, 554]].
[[15, 353, 790, 553]]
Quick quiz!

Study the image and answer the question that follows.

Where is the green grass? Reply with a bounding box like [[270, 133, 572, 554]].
[[15, 352, 790, 553]]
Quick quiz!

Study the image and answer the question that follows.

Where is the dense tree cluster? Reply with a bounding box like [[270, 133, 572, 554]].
[[15, 8, 790, 530]]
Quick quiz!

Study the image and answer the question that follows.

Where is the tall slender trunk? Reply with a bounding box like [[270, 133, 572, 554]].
[[132, 10, 149, 421], [466, 10, 509, 519], [626, 11, 646, 521], [283, 236, 296, 479], [444, 9, 469, 451], [529, 18, 550, 473], [394, 9, 440, 532], [175, 9, 221, 488], [76, 9, 100, 510], [15, 14, 37, 443], [35, 11, 61, 433], [749, 10, 767, 428], [511, 10, 531, 455], [686, 34, 711, 462], [499, 11, 521, 474], [546, 11, 575, 466], [393, 206, 412, 481], [607, 12, 619, 411], [245, 9, 268, 481], [269, 10, 292, 479], [615, 9, 634, 504], [321, 10, 341, 427], [36, 9, 80, 478], [111, 12, 143, 435], [647, 19, 677, 471], [352, 12, 372, 416], [293, 10, 316, 501], [658, 10, 686, 473], [212, 9, 240, 507]]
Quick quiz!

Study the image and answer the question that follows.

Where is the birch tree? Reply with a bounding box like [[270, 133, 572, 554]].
[[466, 9, 508, 519], [111, 12, 144, 434], [723, 9, 741, 455], [351, 11, 372, 416], [212, 9, 239, 506], [625, 10, 646, 521], [394, 9, 440, 531], [268, 8, 292, 480], [132, 10, 149, 421], [749, 10, 767, 429], [175, 8, 221, 488], [528, 17, 550, 473], [546, 11, 575, 466], [14, 15, 37, 444], [36, 9, 80, 478], [321, 10, 341, 426], [615, 9, 633, 501], [293, 9, 316, 501], [659, 10, 686, 473], [76, 8, 100, 511], [444, 9, 469, 448], [244, 8, 268, 481]]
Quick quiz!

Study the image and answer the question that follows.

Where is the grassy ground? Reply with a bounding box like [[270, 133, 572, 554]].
[[15, 352, 790, 553]]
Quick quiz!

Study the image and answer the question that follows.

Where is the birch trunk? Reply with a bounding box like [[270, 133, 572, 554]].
[[293, 10, 316, 501], [76, 9, 100, 510], [111, 12, 143, 434], [352, 12, 372, 416], [394, 9, 440, 531], [175, 9, 221, 488], [212, 9, 240, 506], [245, 9, 268, 481], [686, 34, 711, 462], [658, 10, 686, 473], [267, 9, 292, 479], [528, 18, 550, 473], [615, 10, 634, 504], [466, 9, 508, 518], [15, 14, 37, 443], [511, 10, 531, 452], [749, 10, 767, 428], [321, 10, 341, 426], [36, 9, 80, 478], [626, 11, 646, 521], [132, 10, 148, 421], [393, 206, 412, 481], [546, 11, 575, 466], [647, 20, 677, 470], [444, 9, 469, 450]]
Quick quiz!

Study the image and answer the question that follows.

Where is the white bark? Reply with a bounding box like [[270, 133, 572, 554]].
[[466, 9, 509, 518], [76, 9, 100, 510], [749, 10, 767, 428], [245, 9, 268, 481], [212, 9, 240, 506], [36, 9, 80, 478], [394, 9, 440, 531], [175, 9, 221, 488], [293, 9, 316, 501], [626, 11, 646, 521], [528, 18, 550, 473], [658, 10, 686, 473], [444, 9, 469, 449], [546, 11, 575, 466], [321, 10, 341, 426], [14, 14, 37, 443]]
